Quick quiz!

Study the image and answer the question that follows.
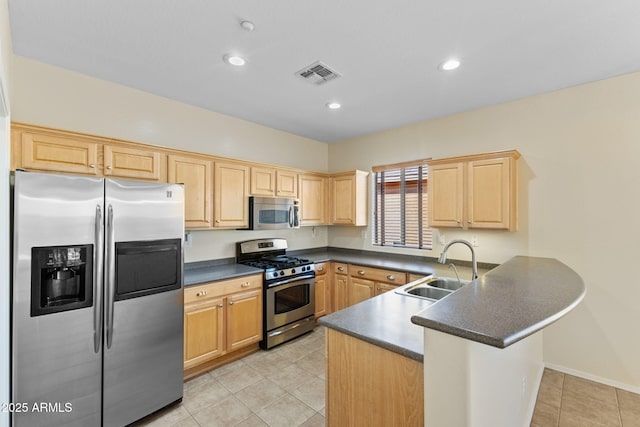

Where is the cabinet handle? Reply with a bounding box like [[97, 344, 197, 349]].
[[358, 270, 365, 275], [218, 304, 224, 308], [317, 267, 324, 271], [229, 301, 235, 305], [196, 291, 208, 297], [215, 220, 220, 224], [241, 282, 250, 288], [387, 275, 395, 281], [468, 220, 472, 224], [106, 165, 112, 170], [89, 164, 96, 168], [337, 266, 345, 272]]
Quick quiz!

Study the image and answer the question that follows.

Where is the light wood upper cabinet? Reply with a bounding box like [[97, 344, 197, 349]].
[[428, 162, 464, 228], [298, 173, 329, 226], [103, 145, 164, 180], [214, 161, 249, 228], [427, 150, 519, 231], [250, 166, 276, 196], [168, 154, 213, 229], [331, 170, 369, 226], [18, 131, 100, 175], [276, 169, 298, 198]]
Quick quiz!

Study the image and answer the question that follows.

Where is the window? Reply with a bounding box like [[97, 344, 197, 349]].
[[373, 160, 432, 249]]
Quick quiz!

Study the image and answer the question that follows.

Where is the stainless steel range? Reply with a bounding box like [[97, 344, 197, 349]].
[[236, 238, 315, 349]]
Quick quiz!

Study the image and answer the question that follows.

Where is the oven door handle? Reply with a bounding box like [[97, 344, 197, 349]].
[[267, 274, 316, 288]]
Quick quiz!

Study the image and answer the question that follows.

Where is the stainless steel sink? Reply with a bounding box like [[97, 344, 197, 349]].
[[395, 276, 470, 302]]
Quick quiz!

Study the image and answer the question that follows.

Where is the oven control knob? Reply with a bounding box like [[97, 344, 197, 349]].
[[279, 271, 285, 276], [292, 269, 296, 274]]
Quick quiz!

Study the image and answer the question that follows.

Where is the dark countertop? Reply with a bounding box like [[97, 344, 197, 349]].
[[184, 261, 262, 286], [183, 246, 495, 287], [410, 256, 586, 348], [318, 288, 432, 361]]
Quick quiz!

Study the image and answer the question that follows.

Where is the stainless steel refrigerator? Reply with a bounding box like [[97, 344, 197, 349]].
[[11, 170, 184, 427]]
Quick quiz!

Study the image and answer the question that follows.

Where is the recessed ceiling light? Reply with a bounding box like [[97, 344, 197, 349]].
[[224, 54, 246, 66], [438, 59, 461, 71], [240, 20, 255, 32], [327, 102, 341, 110]]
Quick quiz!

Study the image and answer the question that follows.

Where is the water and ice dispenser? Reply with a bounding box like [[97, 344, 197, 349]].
[[30, 245, 93, 316]]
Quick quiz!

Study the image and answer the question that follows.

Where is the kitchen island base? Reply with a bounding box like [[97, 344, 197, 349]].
[[423, 328, 543, 427], [325, 328, 423, 427]]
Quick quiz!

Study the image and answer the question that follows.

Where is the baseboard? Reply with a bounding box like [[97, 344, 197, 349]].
[[544, 362, 640, 394]]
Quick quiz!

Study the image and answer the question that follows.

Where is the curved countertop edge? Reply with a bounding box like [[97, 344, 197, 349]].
[[410, 256, 586, 349]]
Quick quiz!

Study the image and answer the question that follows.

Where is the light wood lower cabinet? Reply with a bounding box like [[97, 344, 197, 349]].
[[326, 328, 423, 426], [332, 263, 349, 311], [348, 264, 407, 306], [314, 262, 330, 318], [183, 274, 262, 375]]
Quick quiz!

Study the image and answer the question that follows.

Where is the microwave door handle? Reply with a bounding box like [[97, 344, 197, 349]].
[[105, 204, 116, 350], [289, 206, 294, 228], [93, 204, 104, 354]]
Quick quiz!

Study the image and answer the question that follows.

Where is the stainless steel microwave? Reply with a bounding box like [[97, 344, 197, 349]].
[[248, 196, 300, 230]]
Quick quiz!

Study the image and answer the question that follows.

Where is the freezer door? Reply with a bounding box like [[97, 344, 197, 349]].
[[102, 179, 184, 427], [12, 171, 103, 427]]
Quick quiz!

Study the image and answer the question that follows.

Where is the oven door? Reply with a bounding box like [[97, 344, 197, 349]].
[[266, 276, 315, 331]]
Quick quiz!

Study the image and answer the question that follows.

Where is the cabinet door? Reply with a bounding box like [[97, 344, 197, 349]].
[[214, 162, 249, 228], [348, 277, 375, 306], [334, 273, 349, 311], [168, 155, 213, 229], [250, 166, 276, 196], [103, 145, 163, 180], [331, 174, 355, 225], [314, 274, 329, 318], [276, 170, 298, 198], [226, 289, 262, 352], [375, 282, 397, 296], [467, 157, 513, 230], [428, 162, 464, 228], [184, 297, 225, 369], [298, 173, 328, 225], [20, 132, 99, 175]]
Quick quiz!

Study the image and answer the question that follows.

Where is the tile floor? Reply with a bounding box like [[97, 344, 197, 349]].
[[531, 368, 640, 427], [135, 325, 640, 427], [134, 326, 327, 427]]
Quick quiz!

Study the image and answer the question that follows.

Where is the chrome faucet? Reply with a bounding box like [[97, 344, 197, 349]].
[[438, 239, 478, 281]]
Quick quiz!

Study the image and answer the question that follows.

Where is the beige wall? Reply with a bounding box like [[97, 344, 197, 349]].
[[0, 0, 11, 425], [328, 71, 640, 390], [10, 56, 330, 262]]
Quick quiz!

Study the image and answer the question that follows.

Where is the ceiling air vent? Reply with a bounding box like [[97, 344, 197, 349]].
[[296, 61, 341, 85]]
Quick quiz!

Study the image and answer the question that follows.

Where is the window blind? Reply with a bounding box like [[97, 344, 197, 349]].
[[373, 163, 432, 249]]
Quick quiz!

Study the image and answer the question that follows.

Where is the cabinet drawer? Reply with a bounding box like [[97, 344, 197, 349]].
[[315, 262, 328, 275], [185, 274, 262, 304], [348, 265, 407, 285], [333, 262, 349, 274]]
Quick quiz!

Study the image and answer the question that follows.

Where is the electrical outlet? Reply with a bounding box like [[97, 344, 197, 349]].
[[438, 234, 446, 245], [471, 236, 478, 247], [184, 231, 192, 247]]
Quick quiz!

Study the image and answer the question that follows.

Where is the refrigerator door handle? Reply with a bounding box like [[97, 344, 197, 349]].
[[106, 204, 116, 349], [94, 204, 104, 353]]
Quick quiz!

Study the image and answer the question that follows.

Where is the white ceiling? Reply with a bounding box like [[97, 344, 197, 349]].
[[8, 1, 640, 143]]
